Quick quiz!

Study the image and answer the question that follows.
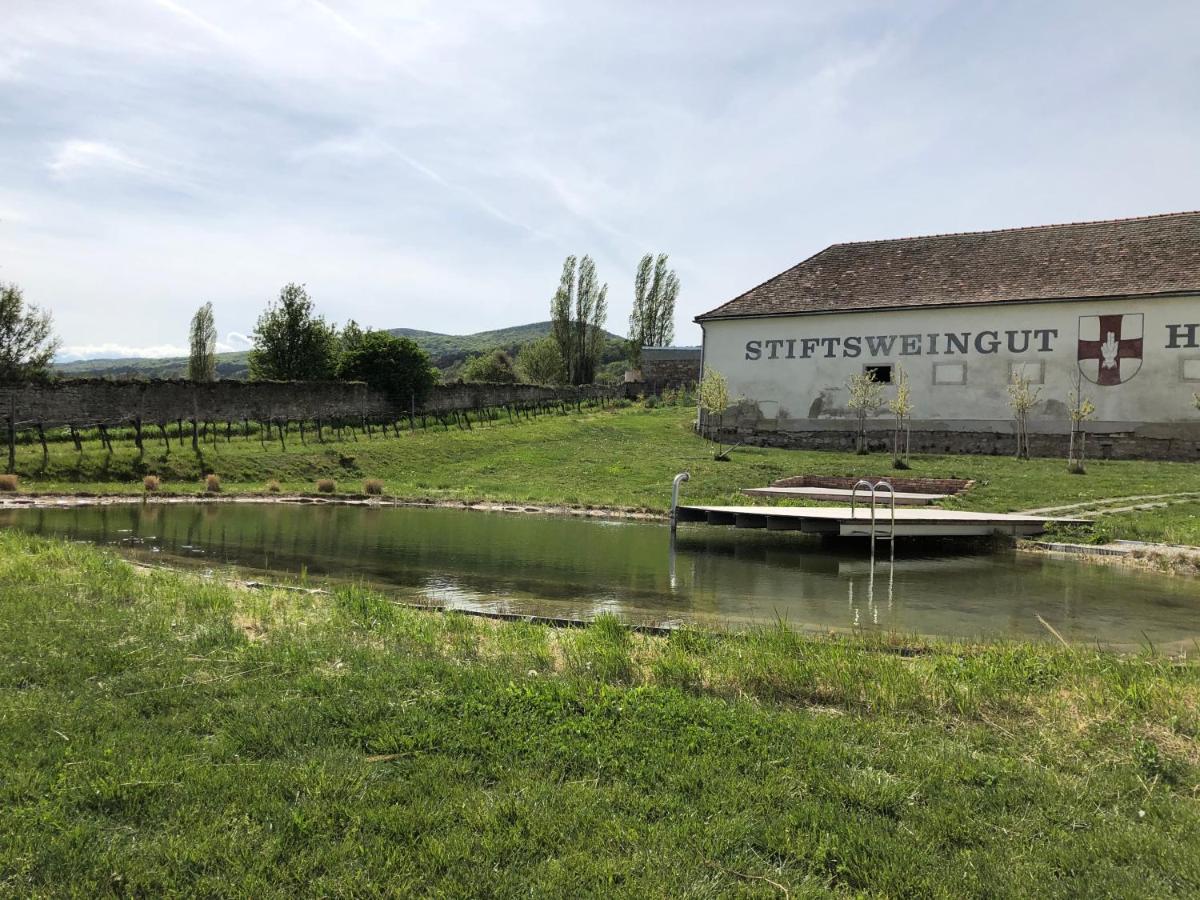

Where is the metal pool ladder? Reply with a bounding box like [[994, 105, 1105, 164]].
[[851, 479, 896, 554]]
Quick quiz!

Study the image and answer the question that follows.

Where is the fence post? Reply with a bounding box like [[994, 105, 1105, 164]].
[[7, 397, 14, 474]]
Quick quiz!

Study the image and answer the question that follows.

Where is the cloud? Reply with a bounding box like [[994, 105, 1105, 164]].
[[57, 342, 188, 361], [58, 332, 254, 362], [47, 140, 152, 181]]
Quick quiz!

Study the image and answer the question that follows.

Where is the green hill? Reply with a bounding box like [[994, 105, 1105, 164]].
[[54, 322, 627, 380]]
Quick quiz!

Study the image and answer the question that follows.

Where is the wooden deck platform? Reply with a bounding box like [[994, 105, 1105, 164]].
[[741, 486, 949, 506], [674, 504, 1088, 538]]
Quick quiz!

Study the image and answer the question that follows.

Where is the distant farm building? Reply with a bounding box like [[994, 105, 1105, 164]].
[[696, 211, 1200, 459]]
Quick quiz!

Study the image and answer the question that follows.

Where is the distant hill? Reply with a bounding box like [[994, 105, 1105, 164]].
[[53, 321, 627, 380]]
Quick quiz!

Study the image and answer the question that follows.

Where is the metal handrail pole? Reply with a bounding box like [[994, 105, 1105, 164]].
[[874, 481, 896, 541], [670, 472, 690, 533]]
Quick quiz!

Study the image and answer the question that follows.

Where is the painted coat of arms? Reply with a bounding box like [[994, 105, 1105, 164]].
[[1077, 313, 1143, 385]]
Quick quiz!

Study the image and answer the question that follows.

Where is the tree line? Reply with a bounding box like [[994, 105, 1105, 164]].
[[0, 249, 680, 398]]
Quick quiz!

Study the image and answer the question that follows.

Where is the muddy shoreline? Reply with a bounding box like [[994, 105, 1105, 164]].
[[0, 491, 664, 521]]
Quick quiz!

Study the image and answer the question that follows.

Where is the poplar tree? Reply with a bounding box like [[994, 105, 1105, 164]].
[[188, 302, 217, 382], [628, 253, 679, 368], [550, 255, 608, 385]]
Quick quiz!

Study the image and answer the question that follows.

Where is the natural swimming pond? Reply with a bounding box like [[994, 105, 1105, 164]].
[[2, 502, 1198, 649]]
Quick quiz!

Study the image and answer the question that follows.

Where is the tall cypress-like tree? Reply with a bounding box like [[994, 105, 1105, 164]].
[[550, 255, 608, 385], [628, 253, 678, 368], [188, 302, 217, 382]]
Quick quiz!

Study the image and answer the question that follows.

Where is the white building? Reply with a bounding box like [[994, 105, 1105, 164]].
[[696, 212, 1200, 459]]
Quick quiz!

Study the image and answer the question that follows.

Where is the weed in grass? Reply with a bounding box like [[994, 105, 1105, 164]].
[[143, 474, 160, 492], [562, 613, 634, 683], [204, 473, 221, 493], [317, 478, 336, 494], [0, 473, 18, 492], [364, 478, 384, 495]]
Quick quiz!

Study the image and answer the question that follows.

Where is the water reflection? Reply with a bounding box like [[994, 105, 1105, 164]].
[[2, 503, 1198, 649]]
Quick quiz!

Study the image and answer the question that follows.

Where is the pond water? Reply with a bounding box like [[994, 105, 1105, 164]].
[[3, 502, 1198, 649]]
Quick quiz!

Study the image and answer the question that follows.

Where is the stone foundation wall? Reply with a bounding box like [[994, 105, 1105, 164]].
[[0, 379, 616, 428], [710, 419, 1200, 461]]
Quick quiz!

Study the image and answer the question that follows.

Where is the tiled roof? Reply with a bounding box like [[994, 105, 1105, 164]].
[[696, 211, 1200, 321]]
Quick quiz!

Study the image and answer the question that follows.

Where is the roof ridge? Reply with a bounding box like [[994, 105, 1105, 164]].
[[829, 210, 1200, 249]]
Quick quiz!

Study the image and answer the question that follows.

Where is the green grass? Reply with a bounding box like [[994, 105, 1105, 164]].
[[8, 404, 1200, 544], [0, 532, 1197, 896]]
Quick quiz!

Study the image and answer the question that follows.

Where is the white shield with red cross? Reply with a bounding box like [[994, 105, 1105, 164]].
[[1077, 313, 1143, 386]]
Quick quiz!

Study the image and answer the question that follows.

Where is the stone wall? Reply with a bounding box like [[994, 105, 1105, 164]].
[[0, 379, 616, 428], [705, 414, 1200, 462], [625, 348, 702, 396]]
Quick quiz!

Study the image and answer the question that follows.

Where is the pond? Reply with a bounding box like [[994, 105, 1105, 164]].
[[2, 502, 1198, 649]]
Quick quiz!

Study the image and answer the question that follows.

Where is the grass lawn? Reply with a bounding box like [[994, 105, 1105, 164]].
[[6, 403, 1200, 544], [0, 532, 1197, 896]]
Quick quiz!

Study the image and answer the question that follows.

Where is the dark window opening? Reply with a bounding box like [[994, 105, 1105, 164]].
[[864, 364, 893, 384]]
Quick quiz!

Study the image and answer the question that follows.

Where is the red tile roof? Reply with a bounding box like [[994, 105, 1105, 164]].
[[696, 211, 1200, 321]]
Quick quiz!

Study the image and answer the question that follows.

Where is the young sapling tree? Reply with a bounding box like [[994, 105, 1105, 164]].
[[846, 371, 885, 455], [1067, 372, 1096, 474], [887, 365, 913, 469], [697, 368, 732, 459], [1007, 370, 1042, 460]]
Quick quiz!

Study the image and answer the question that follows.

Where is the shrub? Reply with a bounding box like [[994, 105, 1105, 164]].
[[143, 475, 160, 492], [204, 474, 221, 493], [266, 480, 282, 493], [317, 478, 336, 494], [364, 478, 384, 495], [0, 473, 18, 492]]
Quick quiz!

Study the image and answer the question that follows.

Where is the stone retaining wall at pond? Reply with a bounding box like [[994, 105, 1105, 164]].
[[0, 379, 617, 428]]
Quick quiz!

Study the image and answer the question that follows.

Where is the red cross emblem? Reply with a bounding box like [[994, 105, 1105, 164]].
[[1078, 313, 1142, 386]]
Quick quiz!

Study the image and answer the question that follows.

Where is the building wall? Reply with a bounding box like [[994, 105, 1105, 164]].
[[701, 294, 1200, 444]]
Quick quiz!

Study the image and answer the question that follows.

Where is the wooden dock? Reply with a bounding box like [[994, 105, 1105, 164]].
[[674, 504, 1088, 538]]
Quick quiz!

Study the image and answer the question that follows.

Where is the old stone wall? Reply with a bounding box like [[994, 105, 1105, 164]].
[[642, 356, 701, 387], [0, 379, 616, 428], [707, 416, 1200, 462]]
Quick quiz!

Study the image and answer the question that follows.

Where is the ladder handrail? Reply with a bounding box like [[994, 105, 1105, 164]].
[[873, 480, 896, 541], [850, 479, 875, 520]]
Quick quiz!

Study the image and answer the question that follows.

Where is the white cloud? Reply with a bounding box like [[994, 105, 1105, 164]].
[[58, 342, 188, 361], [47, 140, 151, 181], [58, 332, 254, 362]]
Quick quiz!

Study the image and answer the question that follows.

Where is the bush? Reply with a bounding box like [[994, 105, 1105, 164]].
[[143, 475, 160, 492], [0, 473, 18, 492], [364, 478, 384, 495], [265, 480, 282, 493], [516, 337, 566, 385], [336, 331, 438, 406], [204, 474, 221, 493], [461, 349, 517, 384], [317, 479, 336, 494]]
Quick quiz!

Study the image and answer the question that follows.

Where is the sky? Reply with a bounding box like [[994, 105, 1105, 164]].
[[1, 1, 1199, 361]]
